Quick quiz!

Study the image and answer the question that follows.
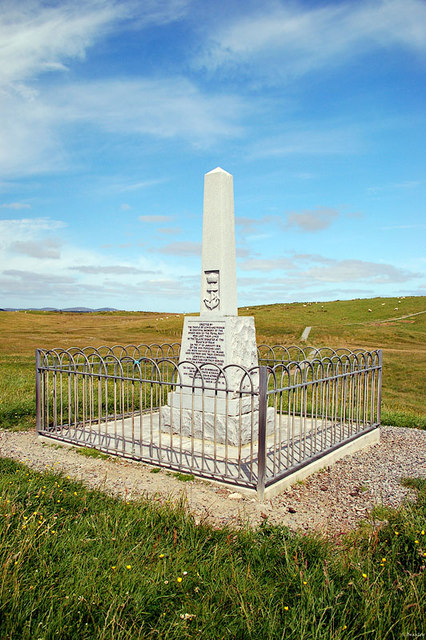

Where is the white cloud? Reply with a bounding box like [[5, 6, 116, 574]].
[[305, 260, 420, 284], [240, 258, 294, 272], [113, 179, 169, 193], [237, 209, 340, 236], [368, 180, 423, 194], [0, 0, 188, 88], [139, 215, 173, 223], [69, 265, 158, 275], [247, 126, 363, 158], [0, 77, 244, 176], [0, 217, 66, 244], [158, 227, 182, 235], [51, 78, 243, 144], [286, 208, 339, 232], [10, 239, 61, 259], [155, 241, 201, 256], [197, 0, 426, 82], [0, 215, 201, 310], [239, 253, 421, 286], [0, 0, 242, 177], [0, 202, 31, 209]]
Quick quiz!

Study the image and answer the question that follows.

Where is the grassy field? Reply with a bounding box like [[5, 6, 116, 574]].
[[0, 457, 425, 640], [0, 295, 425, 431], [0, 300, 425, 639]]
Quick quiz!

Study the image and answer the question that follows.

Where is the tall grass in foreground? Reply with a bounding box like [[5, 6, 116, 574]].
[[1, 458, 424, 640]]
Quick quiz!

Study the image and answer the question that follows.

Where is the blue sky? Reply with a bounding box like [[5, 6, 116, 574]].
[[0, 0, 425, 312]]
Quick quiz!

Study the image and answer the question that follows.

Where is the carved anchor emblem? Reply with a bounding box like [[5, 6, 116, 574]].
[[204, 271, 220, 310]]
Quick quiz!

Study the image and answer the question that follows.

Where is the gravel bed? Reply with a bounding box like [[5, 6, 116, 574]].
[[0, 425, 425, 536]]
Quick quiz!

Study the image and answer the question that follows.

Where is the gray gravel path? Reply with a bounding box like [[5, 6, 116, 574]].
[[0, 425, 425, 536]]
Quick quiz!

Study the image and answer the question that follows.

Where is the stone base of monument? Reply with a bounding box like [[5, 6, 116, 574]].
[[166, 391, 257, 414], [159, 404, 275, 446], [167, 315, 262, 445]]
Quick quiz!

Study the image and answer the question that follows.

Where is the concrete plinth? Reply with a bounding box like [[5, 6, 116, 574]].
[[160, 404, 275, 446]]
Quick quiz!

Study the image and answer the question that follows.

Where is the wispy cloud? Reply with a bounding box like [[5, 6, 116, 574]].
[[0, 0, 126, 87], [0, 1, 243, 177], [240, 253, 421, 286], [286, 208, 339, 232], [237, 209, 340, 235], [114, 179, 169, 193], [158, 227, 182, 235], [368, 180, 423, 194], [0, 0, 188, 87], [247, 126, 363, 158], [139, 215, 173, 223], [0, 217, 66, 243], [305, 259, 420, 284], [240, 257, 294, 272], [69, 265, 158, 275], [0, 77, 245, 176], [10, 239, 61, 259], [155, 241, 201, 256], [0, 202, 31, 209], [380, 224, 426, 231], [197, 0, 426, 83], [51, 78, 244, 144]]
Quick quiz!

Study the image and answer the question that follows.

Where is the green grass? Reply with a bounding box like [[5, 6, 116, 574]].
[[381, 410, 426, 430], [172, 473, 195, 482], [0, 356, 36, 430], [0, 296, 425, 431], [75, 447, 111, 460], [0, 457, 425, 640]]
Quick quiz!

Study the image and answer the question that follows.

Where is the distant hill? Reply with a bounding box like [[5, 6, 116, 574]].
[[1, 307, 119, 312]]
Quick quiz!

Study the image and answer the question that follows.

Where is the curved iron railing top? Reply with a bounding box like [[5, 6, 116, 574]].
[[36, 343, 381, 379], [36, 343, 378, 363]]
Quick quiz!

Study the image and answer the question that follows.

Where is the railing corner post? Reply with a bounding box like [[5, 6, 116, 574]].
[[35, 349, 41, 433], [377, 349, 383, 425], [257, 365, 267, 500]]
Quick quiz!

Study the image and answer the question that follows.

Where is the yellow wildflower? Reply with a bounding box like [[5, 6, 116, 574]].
[[177, 577, 182, 583]]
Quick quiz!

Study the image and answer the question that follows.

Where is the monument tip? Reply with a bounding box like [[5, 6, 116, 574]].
[[205, 166, 232, 176]]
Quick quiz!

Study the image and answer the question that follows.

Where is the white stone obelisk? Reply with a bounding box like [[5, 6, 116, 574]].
[[161, 167, 271, 445], [200, 167, 237, 317], [179, 167, 258, 389]]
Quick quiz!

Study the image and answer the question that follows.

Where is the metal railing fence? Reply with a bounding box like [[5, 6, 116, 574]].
[[35, 344, 382, 495]]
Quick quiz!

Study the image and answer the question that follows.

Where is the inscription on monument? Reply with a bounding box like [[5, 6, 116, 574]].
[[182, 321, 226, 385]]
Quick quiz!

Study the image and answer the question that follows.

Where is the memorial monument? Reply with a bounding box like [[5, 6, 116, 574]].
[[161, 167, 273, 445]]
